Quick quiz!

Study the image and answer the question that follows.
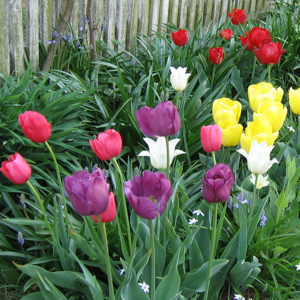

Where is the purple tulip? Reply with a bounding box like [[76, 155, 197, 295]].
[[64, 168, 110, 216], [135, 101, 180, 137], [124, 170, 172, 219], [202, 163, 234, 203]]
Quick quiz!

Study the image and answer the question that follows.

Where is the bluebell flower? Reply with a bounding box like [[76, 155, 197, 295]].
[[260, 211, 267, 226], [79, 26, 83, 31], [18, 232, 24, 246], [84, 17, 90, 24]]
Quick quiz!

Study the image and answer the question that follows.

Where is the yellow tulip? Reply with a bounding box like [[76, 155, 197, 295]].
[[217, 118, 243, 147], [248, 82, 284, 113], [253, 101, 287, 132], [212, 98, 242, 123], [240, 120, 279, 153], [289, 87, 300, 115]]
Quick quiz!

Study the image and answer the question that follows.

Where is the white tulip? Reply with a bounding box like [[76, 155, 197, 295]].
[[237, 140, 278, 174], [170, 67, 191, 92], [250, 174, 269, 189], [138, 137, 185, 169]]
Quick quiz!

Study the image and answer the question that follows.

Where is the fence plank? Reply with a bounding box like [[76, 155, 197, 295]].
[[9, 0, 25, 74], [150, 0, 160, 33], [106, 0, 116, 49], [26, 0, 39, 71], [140, 0, 150, 36], [161, 0, 170, 31], [0, 0, 10, 75], [179, 0, 188, 29]]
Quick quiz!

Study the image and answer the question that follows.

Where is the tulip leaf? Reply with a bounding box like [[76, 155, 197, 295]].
[[155, 251, 181, 300], [230, 66, 245, 95], [275, 190, 288, 211], [166, 218, 182, 256], [181, 259, 229, 298], [21, 292, 44, 300]]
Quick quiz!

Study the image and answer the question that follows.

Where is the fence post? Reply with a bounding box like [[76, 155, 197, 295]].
[[0, 0, 10, 75]]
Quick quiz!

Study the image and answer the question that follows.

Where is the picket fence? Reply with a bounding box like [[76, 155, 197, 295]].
[[0, 0, 290, 75]]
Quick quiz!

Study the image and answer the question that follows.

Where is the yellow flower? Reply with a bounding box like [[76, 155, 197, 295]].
[[240, 120, 279, 153], [212, 98, 242, 123], [248, 82, 284, 113], [289, 87, 300, 115], [253, 101, 287, 132], [217, 118, 243, 147]]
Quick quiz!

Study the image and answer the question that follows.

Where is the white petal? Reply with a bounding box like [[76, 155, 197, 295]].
[[138, 150, 150, 157]]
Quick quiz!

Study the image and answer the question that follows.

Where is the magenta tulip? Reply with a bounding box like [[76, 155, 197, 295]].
[[124, 170, 172, 219], [135, 101, 180, 137], [0, 153, 31, 184], [202, 163, 234, 203], [90, 129, 122, 161], [64, 168, 110, 216], [18, 111, 51, 143], [200, 125, 222, 153]]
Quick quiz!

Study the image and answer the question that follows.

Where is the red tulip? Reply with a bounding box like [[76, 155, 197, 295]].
[[221, 29, 233, 40], [248, 27, 272, 49], [240, 32, 255, 51], [208, 47, 225, 65], [18, 111, 51, 143], [254, 42, 286, 65], [90, 129, 122, 161], [0, 153, 31, 184], [171, 29, 188, 46], [228, 9, 247, 25], [92, 192, 116, 223], [200, 125, 222, 153]]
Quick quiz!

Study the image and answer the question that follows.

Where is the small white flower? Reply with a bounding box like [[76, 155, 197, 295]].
[[250, 174, 269, 190], [139, 281, 150, 293], [295, 263, 300, 271], [119, 269, 125, 275], [188, 218, 198, 225], [170, 67, 191, 92], [234, 294, 245, 300], [192, 209, 205, 217], [287, 126, 295, 132], [138, 136, 185, 169], [237, 140, 278, 174]]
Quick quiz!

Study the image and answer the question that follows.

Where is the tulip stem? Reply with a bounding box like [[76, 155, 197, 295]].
[[26, 181, 54, 239], [165, 136, 170, 180], [112, 158, 132, 252], [267, 64, 272, 83], [96, 215, 115, 300], [45, 141, 71, 229], [204, 203, 218, 300], [212, 151, 217, 166], [251, 56, 257, 82], [149, 219, 156, 300], [211, 66, 216, 91]]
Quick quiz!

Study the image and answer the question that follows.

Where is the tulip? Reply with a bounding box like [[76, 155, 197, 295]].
[[135, 101, 180, 138], [124, 170, 172, 219], [138, 137, 185, 169], [18, 111, 51, 143], [237, 140, 278, 174], [240, 120, 278, 153], [90, 129, 122, 161], [0, 153, 31, 184], [92, 192, 116, 223], [170, 67, 191, 92], [240, 32, 255, 51], [208, 47, 225, 65], [250, 174, 269, 189], [64, 168, 110, 216], [217, 119, 243, 147], [171, 29, 189, 46], [248, 82, 284, 113], [289, 87, 300, 114], [200, 124, 222, 153], [221, 29, 233, 40], [228, 9, 247, 25], [254, 42, 286, 65], [212, 98, 242, 123], [248, 27, 272, 49], [202, 163, 234, 203], [253, 101, 287, 132]]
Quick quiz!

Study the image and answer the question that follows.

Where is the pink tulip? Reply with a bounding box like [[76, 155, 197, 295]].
[[92, 192, 116, 223], [200, 125, 222, 153]]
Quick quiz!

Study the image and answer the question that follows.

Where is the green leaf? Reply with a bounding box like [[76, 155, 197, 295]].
[[275, 190, 288, 211]]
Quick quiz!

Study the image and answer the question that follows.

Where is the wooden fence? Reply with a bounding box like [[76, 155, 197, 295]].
[[0, 0, 290, 75]]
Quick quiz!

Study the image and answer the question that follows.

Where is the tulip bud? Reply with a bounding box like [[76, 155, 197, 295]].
[[228, 9, 247, 25], [171, 29, 189, 46], [90, 129, 122, 161], [202, 163, 234, 203], [221, 29, 233, 40], [248, 27, 272, 49], [170, 67, 191, 92], [208, 47, 225, 65], [254, 42, 286, 65], [18, 111, 51, 143], [92, 192, 116, 223], [200, 125, 222, 153], [0, 153, 32, 184], [64, 168, 110, 216], [289, 87, 300, 114]]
